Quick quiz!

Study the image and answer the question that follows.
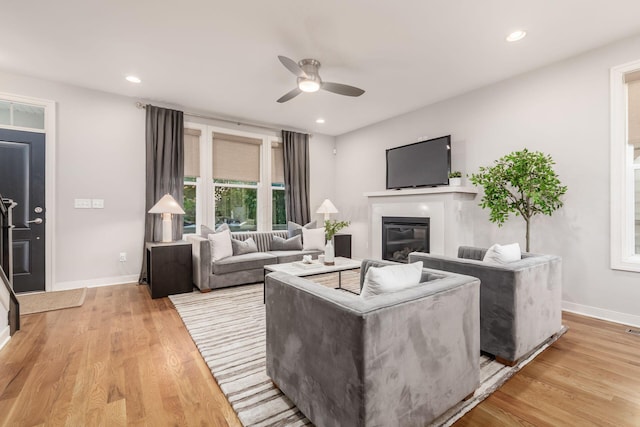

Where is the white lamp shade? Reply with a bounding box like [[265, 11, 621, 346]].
[[316, 199, 338, 215], [148, 194, 185, 215]]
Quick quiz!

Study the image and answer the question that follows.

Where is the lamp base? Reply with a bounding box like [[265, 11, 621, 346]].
[[161, 213, 173, 243]]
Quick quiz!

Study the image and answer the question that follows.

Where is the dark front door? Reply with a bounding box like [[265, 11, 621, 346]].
[[0, 129, 46, 293]]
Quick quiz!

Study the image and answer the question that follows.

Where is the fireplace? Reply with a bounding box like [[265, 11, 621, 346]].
[[382, 216, 430, 263]]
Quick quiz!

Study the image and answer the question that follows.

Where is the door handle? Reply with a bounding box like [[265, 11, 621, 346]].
[[27, 218, 43, 224]]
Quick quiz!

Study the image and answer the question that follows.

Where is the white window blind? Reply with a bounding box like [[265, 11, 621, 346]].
[[212, 132, 261, 182], [271, 141, 285, 184], [184, 128, 201, 178]]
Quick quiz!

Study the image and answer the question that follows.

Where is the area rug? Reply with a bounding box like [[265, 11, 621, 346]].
[[17, 287, 87, 315], [170, 279, 567, 427]]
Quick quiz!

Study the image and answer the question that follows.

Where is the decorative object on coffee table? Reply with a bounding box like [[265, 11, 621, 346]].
[[470, 149, 567, 251], [148, 193, 186, 243], [448, 171, 462, 186]]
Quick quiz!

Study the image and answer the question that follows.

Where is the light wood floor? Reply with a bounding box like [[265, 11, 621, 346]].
[[1, 283, 639, 426]]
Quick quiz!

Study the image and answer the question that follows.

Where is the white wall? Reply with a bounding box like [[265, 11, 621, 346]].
[[1, 70, 146, 289], [0, 70, 336, 290], [335, 34, 640, 325]]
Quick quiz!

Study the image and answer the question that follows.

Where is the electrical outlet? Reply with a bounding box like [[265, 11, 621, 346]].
[[119, 252, 127, 262], [92, 199, 104, 209]]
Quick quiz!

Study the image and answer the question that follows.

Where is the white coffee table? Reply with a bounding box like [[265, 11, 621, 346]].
[[263, 257, 361, 303]]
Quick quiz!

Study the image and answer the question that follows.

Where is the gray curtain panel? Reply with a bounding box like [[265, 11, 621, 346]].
[[282, 130, 310, 225], [139, 105, 185, 283]]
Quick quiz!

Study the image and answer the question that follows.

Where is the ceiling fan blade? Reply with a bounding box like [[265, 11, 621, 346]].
[[322, 82, 365, 97], [277, 87, 302, 103], [278, 55, 308, 78]]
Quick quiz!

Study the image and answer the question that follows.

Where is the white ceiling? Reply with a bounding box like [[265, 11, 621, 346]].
[[2, 0, 640, 136]]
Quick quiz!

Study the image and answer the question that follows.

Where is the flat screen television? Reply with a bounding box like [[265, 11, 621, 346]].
[[386, 135, 451, 189]]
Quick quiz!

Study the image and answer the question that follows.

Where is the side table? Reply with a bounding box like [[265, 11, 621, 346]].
[[145, 241, 193, 299], [334, 234, 352, 258]]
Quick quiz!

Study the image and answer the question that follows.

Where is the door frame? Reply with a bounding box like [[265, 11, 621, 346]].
[[0, 92, 56, 292]]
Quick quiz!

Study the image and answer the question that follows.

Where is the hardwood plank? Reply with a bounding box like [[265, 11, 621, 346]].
[[0, 284, 241, 427]]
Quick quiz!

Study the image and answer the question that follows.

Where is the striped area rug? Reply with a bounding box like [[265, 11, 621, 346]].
[[170, 272, 567, 427]]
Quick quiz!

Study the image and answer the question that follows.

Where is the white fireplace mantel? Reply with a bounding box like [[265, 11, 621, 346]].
[[364, 186, 478, 259], [364, 186, 478, 198]]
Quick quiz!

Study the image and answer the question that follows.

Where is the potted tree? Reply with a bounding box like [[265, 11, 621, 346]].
[[469, 149, 567, 252]]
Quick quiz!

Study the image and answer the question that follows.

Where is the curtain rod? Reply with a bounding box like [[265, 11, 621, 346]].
[[135, 102, 310, 135]]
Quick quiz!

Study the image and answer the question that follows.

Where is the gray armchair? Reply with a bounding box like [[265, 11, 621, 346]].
[[409, 246, 562, 365], [265, 260, 480, 427]]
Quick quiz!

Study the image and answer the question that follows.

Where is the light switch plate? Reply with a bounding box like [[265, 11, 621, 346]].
[[74, 199, 91, 209], [92, 199, 104, 209]]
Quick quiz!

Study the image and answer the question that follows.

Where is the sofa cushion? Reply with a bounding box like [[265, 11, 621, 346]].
[[271, 235, 303, 250], [287, 220, 317, 239], [302, 227, 325, 251], [232, 237, 258, 255], [201, 223, 229, 237], [360, 261, 423, 298], [212, 252, 278, 275], [483, 243, 521, 264], [267, 250, 323, 264], [208, 230, 233, 261], [231, 231, 288, 252]]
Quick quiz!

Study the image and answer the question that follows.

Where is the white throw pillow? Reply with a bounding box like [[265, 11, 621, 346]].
[[360, 261, 423, 299], [208, 230, 233, 261], [302, 227, 326, 251], [483, 243, 521, 264]]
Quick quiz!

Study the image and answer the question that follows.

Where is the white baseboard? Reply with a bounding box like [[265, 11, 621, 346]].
[[0, 325, 10, 352], [563, 301, 640, 329], [54, 274, 139, 291]]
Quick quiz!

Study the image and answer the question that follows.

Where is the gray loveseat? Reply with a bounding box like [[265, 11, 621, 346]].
[[265, 259, 480, 427], [409, 246, 562, 364], [187, 231, 322, 291]]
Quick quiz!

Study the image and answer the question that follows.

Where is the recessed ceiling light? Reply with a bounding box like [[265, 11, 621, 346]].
[[316, 118, 325, 124], [506, 30, 527, 42], [126, 75, 141, 83]]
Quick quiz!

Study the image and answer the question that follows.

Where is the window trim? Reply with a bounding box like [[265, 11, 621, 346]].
[[610, 60, 640, 272], [183, 122, 284, 234]]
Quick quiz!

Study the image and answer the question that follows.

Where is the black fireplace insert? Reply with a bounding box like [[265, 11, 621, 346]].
[[382, 216, 430, 263]]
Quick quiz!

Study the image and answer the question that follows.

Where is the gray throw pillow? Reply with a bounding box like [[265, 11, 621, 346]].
[[201, 223, 229, 237], [231, 237, 258, 256], [287, 220, 317, 239], [271, 235, 303, 251]]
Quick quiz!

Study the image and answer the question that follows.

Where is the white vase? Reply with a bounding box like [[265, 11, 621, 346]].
[[324, 240, 335, 265], [449, 177, 462, 186]]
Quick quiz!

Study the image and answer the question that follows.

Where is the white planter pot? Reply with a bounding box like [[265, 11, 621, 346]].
[[324, 240, 335, 265], [449, 177, 462, 186]]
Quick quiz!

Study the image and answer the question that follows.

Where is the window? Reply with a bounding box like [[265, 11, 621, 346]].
[[183, 128, 201, 234], [0, 100, 45, 130], [183, 124, 285, 234], [212, 132, 261, 232], [271, 142, 286, 230], [611, 62, 640, 271]]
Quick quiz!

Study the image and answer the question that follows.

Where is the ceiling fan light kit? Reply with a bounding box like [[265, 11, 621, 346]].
[[277, 55, 365, 103]]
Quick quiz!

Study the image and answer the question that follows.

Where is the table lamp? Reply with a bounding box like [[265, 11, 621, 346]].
[[316, 199, 338, 221], [148, 193, 185, 242]]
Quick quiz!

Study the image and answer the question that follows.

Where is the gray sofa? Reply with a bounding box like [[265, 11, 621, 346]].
[[187, 231, 322, 291], [409, 246, 562, 364], [265, 259, 480, 427]]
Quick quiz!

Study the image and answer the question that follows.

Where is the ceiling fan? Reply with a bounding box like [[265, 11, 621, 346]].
[[276, 55, 365, 103]]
